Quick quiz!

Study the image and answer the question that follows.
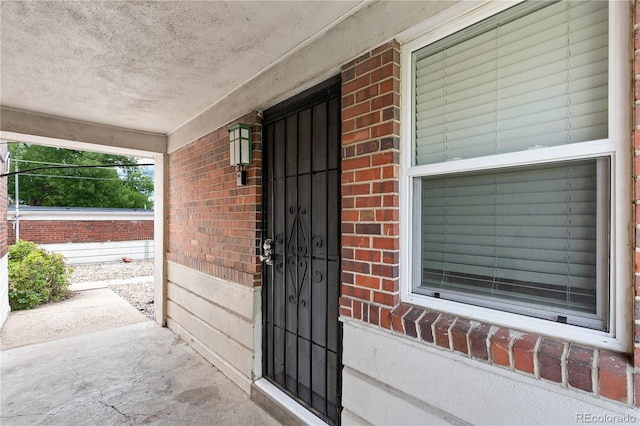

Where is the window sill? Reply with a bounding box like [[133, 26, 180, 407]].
[[402, 291, 629, 353]]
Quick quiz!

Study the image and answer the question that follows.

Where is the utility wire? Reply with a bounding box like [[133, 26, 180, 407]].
[[12, 157, 152, 168], [19, 173, 151, 182], [1, 163, 154, 178], [12, 158, 127, 170]]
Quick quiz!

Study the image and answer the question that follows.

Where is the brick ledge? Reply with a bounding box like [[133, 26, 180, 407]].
[[344, 302, 639, 407]]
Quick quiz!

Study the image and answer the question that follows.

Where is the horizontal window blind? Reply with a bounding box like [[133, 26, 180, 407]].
[[413, 0, 608, 166], [418, 158, 609, 325]]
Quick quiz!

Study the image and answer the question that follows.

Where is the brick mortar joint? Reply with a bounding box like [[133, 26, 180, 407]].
[[347, 72, 401, 93], [368, 300, 399, 309], [360, 116, 400, 128], [592, 349, 601, 397], [561, 342, 570, 387], [342, 149, 401, 158], [626, 364, 635, 404], [533, 336, 543, 379], [342, 44, 399, 71], [464, 322, 474, 357], [342, 112, 400, 127], [427, 312, 442, 345], [486, 325, 499, 363], [414, 309, 428, 334], [450, 318, 462, 351], [507, 330, 523, 371], [341, 165, 399, 173]]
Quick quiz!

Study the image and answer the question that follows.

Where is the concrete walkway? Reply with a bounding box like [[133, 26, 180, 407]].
[[0, 289, 279, 425], [0, 289, 147, 350], [68, 275, 154, 292]]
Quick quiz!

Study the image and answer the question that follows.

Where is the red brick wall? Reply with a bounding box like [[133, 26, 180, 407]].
[[8, 220, 153, 245], [167, 112, 262, 287], [340, 38, 639, 407], [340, 41, 401, 329]]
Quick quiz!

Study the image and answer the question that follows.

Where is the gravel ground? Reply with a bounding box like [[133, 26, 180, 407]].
[[70, 260, 155, 320]]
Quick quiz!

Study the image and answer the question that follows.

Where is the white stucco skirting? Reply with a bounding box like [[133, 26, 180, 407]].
[[165, 261, 260, 394], [341, 320, 638, 425], [0, 254, 9, 328]]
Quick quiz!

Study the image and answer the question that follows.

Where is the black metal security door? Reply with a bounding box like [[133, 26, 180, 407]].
[[262, 76, 341, 424]]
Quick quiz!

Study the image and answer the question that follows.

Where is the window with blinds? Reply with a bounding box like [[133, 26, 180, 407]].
[[413, 0, 608, 166], [417, 158, 609, 329], [410, 0, 611, 331]]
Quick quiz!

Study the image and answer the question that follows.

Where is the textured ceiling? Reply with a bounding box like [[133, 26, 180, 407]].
[[1, 1, 361, 134]]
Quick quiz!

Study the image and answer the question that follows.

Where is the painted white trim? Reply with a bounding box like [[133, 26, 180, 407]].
[[0, 254, 9, 328], [0, 108, 166, 155], [252, 287, 263, 381], [399, 0, 632, 352], [397, 1, 515, 47], [253, 378, 328, 426], [153, 153, 167, 326], [405, 139, 616, 178], [608, 0, 633, 355]]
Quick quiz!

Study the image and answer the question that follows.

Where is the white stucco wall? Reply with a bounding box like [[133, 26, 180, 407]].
[[0, 254, 9, 328], [341, 320, 638, 425]]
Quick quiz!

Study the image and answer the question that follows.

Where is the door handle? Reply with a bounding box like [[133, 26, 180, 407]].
[[260, 238, 273, 265]]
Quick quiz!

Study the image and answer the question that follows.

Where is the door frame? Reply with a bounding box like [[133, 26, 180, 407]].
[[259, 75, 343, 425]]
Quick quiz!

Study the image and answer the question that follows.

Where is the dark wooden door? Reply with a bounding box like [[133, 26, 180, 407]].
[[262, 77, 341, 424]]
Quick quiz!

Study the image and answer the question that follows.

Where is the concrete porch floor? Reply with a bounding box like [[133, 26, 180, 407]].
[[0, 289, 280, 425]]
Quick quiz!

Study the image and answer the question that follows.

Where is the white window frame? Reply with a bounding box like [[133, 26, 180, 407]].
[[400, 0, 632, 352]]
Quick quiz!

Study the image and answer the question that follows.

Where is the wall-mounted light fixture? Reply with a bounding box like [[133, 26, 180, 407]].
[[228, 123, 252, 186], [1, 151, 11, 173]]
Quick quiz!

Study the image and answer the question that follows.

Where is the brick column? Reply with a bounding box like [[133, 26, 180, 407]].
[[340, 41, 401, 329]]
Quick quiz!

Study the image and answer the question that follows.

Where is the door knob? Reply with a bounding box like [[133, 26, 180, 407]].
[[260, 238, 273, 265]]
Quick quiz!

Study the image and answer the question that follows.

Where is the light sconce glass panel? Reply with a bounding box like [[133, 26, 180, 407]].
[[228, 123, 253, 166]]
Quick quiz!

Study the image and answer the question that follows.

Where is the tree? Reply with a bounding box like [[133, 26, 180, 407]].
[[7, 143, 154, 209]]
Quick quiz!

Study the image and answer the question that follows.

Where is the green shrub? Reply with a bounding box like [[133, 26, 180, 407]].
[[8, 240, 72, 310]]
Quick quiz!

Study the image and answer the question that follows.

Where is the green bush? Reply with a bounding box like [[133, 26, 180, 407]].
[[8, 240, 72, 310]]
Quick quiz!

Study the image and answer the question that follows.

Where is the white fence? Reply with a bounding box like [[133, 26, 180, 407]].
[[41, 240, 154, 265]]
